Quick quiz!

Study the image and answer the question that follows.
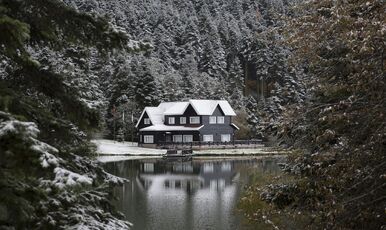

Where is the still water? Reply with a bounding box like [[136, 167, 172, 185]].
[[103, 157, 285, 230]]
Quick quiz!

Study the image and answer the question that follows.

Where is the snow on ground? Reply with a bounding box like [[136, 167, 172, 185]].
[[92, 139, 285, 160], [91, 139, 167, 155], [97, 155, 162, 163]]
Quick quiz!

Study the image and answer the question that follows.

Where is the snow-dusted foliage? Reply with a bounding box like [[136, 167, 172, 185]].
[[0, 118, 38, 137], [0, 112, 61, 168], [38, 189, 132, 230], [62, 0, 256, 105], [39, 151, 61, 168], [26, 45, 103, 110], [0, 112, 130, 229], [0, 1, 136, 228], [58, 0, 304, 139], [240, 0, 385, 229], [52, 167, 93, 189]]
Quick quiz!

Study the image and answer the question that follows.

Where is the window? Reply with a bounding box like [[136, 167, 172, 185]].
[[168, 117, 175, 124], [217, 116, 225, 124], [183, 135, 193, 143], [204, 163, 214, 173], [144, 135, 154, 143], [190, 116, 200, 124], [221, 134, 231, 142], [173, 135, 182, 142], [144, 118, 150, 125], [209, 116, 217, 124], [203, 135, 213, 142], [180, 117, 186, 124], [144, 163, 154, 173], [218, 179, 225, 189], [221, 162, 232, 172]]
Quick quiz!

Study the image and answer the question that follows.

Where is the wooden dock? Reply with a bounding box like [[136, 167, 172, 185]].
[[163, 149, 194, 160]]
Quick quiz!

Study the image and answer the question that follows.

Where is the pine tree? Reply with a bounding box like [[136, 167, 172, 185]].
[[0, 0, 138, 228], [241, 0, 386, 229], [227, 56, 244, 108], [133, 61, 160, 108], [180, 54, 200, 99]]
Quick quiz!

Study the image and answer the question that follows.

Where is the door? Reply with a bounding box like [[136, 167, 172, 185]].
[[165, 134, 172, 142]]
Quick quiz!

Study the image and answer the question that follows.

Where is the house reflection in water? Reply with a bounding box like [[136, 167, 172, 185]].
[[105, 157, 285, 230], [137, 160, 239, 194]]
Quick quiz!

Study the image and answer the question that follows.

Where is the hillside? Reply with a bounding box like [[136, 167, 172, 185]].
[[0, 0, 143, 228], [1, 0, 383, 229], [61, 0, 305, 140]]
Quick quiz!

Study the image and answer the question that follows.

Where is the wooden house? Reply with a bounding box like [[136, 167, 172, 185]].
[[136, 100, 239, 147]]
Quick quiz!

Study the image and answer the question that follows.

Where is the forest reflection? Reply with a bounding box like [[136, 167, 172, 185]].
[[104, 157, 285, 230]]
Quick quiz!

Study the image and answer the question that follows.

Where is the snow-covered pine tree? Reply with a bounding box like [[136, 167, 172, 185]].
[[60, 0, 304, 139], [227, 56, 245, 108], [132, 61, 160, 108], [0, 0, 147, 228]]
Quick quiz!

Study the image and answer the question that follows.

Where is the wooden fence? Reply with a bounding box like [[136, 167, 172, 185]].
[[157, 139, 263, 150]]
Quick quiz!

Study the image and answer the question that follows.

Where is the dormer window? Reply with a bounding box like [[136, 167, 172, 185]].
[[190, 116, 200, 124], [217, 116, 225, 124], [144, 118, 151, 125], [180, 117, 186, 124], [168, 117, 175, 124], [209, 116, 217, 124]]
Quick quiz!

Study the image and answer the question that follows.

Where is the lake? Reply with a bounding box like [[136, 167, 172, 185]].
[[103, 156, 286, 230]]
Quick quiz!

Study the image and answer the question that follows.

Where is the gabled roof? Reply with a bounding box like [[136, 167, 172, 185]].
[[163, 102, 190, 115], [135, 107, 164, 128], [189, 100, 218, 115], [218, 100, 237, 116], [135, 99, 237, 128], [189, 100, 236, 116]]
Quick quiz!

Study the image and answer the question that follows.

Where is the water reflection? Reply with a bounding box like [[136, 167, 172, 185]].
[[104, 157, 285, 230], [139, 161, 237, 194]]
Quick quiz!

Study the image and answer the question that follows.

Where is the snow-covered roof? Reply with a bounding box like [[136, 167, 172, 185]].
[[140, 125, 204, 131], [146, 107, 164, 124], [231, 123, 240, 130], [135, 99, 237, 128], [135, 107, 164, 128], [163, 102, 190, 115], [189, 100, 236, 116], [189, 100, 218, 115], [218, 101, 237, 116]]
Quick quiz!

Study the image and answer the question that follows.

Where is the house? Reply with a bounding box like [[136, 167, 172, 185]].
[[138, 160, 237, 192], [135, 100, 239, 147]]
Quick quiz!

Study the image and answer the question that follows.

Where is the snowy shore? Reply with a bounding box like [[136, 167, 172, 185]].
[[92, 139, 284, 158], [93, 139, 286, 163], [91, 139, 167, 155]]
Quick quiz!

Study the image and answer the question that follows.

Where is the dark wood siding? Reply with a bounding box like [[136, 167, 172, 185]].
[[164, 104, 201, 126], [139, 131, 200, 144], [137, 112, 152, 129], [139, 131, 165, 144], [137, 104, 237, 144], [199, 105, 235, 142]]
